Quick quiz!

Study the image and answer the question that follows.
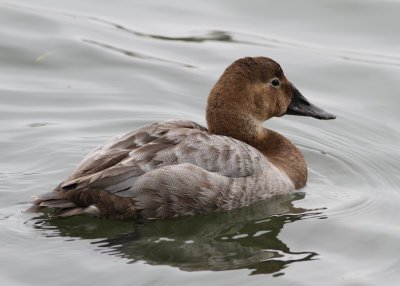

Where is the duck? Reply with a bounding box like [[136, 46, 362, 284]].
[[28, 57, 335, 219]]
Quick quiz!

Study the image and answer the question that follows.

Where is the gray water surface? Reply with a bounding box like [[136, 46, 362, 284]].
[[1, 1, 400, 285]]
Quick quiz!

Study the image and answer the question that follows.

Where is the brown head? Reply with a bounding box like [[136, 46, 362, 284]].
[[206, 57, 335, 144]]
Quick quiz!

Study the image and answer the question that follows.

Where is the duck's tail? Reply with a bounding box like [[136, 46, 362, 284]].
[[25, 191, 99, 217]]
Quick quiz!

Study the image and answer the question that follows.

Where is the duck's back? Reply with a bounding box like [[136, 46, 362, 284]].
[[33, 120, 294, 219]]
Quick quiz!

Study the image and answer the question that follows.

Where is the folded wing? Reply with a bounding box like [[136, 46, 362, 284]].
[[59, 120, 268, 197]]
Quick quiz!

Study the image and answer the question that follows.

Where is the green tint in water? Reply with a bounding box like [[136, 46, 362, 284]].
[[33, 194, 320, 275]]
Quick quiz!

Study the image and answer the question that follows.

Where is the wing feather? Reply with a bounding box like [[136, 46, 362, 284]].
[[58, 120, 268, 198]]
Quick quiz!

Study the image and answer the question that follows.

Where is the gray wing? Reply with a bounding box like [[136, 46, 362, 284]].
[[60, 120, 268, 196], [63, 120, 206, 181]]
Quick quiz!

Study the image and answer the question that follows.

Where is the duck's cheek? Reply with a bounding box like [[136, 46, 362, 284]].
[[275, 106, 287, 117], [250, 93, 267, 118], [280, 100, 295, 117], [276, 95, 292, 117]]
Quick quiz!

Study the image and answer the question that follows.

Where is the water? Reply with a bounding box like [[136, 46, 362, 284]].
[[1, 0, 400, 285]]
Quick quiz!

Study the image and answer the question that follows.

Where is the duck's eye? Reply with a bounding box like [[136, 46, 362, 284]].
[[271, 79, 280, 87]]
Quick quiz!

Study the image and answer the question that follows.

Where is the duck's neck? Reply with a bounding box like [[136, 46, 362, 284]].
[[257, 128, 307, 189], [207, 111, 307, 189]]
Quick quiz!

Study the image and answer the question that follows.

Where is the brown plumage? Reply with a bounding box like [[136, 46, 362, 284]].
[[27, 57, 335, 219]]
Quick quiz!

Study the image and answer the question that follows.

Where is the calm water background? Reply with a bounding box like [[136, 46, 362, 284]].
[[1, 0, 400, 285]]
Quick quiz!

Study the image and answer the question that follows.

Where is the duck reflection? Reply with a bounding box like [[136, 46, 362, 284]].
[[32, 193, 323, 275]]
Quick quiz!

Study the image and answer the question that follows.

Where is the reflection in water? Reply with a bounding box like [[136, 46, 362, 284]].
[[32, 193, 324, 276]]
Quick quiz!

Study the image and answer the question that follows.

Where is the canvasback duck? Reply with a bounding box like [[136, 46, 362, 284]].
[[29, 57, 335, 219]]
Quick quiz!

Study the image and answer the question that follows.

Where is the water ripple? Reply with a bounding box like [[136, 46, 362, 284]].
[[82, 13, 400, 67], [5, 2, 400, 68], [82, 39, 195, 68]]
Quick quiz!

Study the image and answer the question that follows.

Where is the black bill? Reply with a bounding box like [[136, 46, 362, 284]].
[[285, 83, 336, 120]]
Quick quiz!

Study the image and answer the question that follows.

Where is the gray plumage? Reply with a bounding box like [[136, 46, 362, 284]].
[[55, 120, 294, 218]]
